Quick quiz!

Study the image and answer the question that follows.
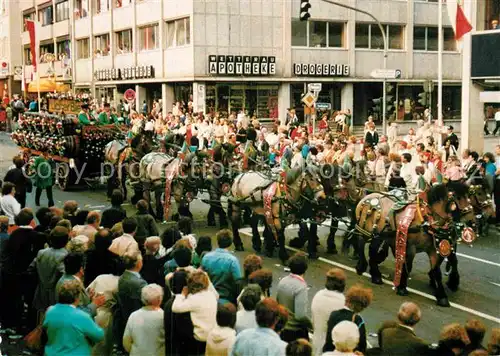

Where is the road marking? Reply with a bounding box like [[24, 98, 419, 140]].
[[85, 205, 106, 209], [455, 252, 500, 268], [489, 282, 500, 288], [239, 228, 500, 324]]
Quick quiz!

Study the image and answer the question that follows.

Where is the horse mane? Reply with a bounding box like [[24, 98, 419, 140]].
[[447, 181, 469, 199], [286, 166, 302, 184], [130, 133, 141, 149], [427, 184, 449, 206]]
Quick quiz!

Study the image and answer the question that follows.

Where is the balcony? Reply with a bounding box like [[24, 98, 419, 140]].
[[113, 5, 134, 30], [38, 24, 53, 42], [92, 12, 111, 34]]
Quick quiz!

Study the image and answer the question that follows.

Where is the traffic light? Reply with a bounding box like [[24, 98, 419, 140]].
[[372, 97, 382, 117], [300, 0, 311, 21], [417, 92, 428, 107], [386, 83, 395, 119]]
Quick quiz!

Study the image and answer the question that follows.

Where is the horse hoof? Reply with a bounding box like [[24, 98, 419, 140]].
[[436, 298, 451, 307], [234, 245, 244, 252], [372, 276, 384, 285], [326, 248, 338, 255], [355, 264, 367, 276], [289, 238, 305, 249], [446, 281, 459, 292], [396, 288, 409, 296], [308, 252, 318, 260]]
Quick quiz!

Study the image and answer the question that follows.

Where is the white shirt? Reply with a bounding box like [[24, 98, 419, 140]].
[[0, 194, 21, 224], [495, 111, 500, 121], [172, 289, 217, 342], [108, 234, 139, 256], [123, 307, 165, 356], [235, 310, 258, 334], [311, 289, 346, 356]]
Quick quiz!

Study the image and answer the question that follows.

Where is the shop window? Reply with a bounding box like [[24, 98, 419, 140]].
[[74, 0, 88, 19], [413, 26, 456, 51], [56, 39, 70, 60], [56, 0, 69, 22], [292, 19, 345, 48], [95, 0, 110, 14], [310, 21, 327, 47], [356, 23, 405, 50], [116, 29, 133, 54], [77, 38, 90, 59], [39, 43, 55, 62], [23, 11, 35, 31], [38, 5, 53, 26], [139, 24, 159, 51], [291, 18, 307, 46], [94, 33, 110, 57], [166, 17, 190, 48], [24, 47, 32, 65]]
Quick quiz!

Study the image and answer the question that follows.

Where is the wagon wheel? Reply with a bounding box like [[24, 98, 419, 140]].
[[57, 164, 76, 191]]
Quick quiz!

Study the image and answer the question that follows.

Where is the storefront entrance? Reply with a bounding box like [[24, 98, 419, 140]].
[[290, 82, 342, 122]]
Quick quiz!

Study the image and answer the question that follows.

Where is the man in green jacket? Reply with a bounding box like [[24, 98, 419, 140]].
[[32, 149, 55, 207], [98, 103, 117, 125], [78, 104, 93, 125]]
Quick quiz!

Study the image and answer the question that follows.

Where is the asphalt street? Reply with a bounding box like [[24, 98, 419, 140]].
[[0, 132, 499, 354]]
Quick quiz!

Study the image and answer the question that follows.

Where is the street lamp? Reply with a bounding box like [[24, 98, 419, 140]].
[[319, 0, 388, 134]]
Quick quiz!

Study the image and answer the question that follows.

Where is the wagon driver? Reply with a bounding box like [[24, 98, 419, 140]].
[[77, 103, 93, 125], [98, 102, 118, 125]]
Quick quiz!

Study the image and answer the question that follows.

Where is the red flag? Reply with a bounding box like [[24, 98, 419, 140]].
[[447, 0, 472, 40], [25, 20, 38, 72]]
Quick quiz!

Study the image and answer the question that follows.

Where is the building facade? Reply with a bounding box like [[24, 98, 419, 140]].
[[15, 0, 492, 127], [0, 0, 22, 99]]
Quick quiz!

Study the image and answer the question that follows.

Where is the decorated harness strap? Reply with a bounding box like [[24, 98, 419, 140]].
[[394, 204, 417, 287], [163, 159, 181, 221]]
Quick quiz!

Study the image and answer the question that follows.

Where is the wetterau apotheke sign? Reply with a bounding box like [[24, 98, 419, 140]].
[[294, 63, 350, 77], [94, 65, 154, 81], [208, 55, 276, 76]]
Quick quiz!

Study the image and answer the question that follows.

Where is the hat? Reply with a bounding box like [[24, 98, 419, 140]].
[[448, 125, 454, 130], [400, 141, 408, 148], [103, 102, 110, 108], [81, 104, 89, 110]]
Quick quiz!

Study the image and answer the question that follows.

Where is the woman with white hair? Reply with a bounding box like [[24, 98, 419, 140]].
[[123, 284, 165, 356], [322, 321, 360, 356]]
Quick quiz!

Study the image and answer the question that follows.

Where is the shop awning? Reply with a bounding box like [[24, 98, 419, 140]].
[[27, 78, 70, 93]]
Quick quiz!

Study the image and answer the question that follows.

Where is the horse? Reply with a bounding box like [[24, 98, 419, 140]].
[[354, 183, 477, 307], [466, 181, 495, 236], [229, 165, 327, 262], [129, 131, 159, 204], [104, 139, 129, 199]]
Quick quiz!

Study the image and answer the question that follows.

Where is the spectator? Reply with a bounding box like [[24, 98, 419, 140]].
[[235, 284, 261, 333], [4, 156, 32, 208], [56, 253, 105, 317], [32, 148, 55, 207], [66, 235, 89, 253], [34, 207, 53, 235], [429, 323, 470, 356], [462, 319, 487, 355], [74, 209, 90, 227], [101, 189, 127, 229], [248, 268, 273, 297], [195, 235, 212, 260], [43, 280, 104, 356], [141, 236, 168, 286], [62, 200, 79, 227], [287, 339, 313, 356], [114, 250, 148, 348], [205, 303, 237, 356], [201, 229, 242, 304], [84, 228, 119, 287], [109, 217, 140, 256], [311, 268, 346, 356], [0, 215, 8, 262], [487, 328, 500, 355], [123, 284, 165, 356], [32, 226, 69, 318], [276, 252, 312, 342], [231, 298, 288, 356], [164, 270, 195, 355], [73, 211, 101, 242], [0, 182, 20, 224], [164, 239, 195, 275], [134, 199, 158, 248], [172, 270, 218, 354], [380, 302, 428, 355], [322, 321, 360, 356], [161, 226, 182, 253], [323, 285, 373, 354]]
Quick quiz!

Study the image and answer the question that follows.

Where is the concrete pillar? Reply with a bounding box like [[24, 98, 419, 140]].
[[135, 84, 146, 112], [192, 82, 206, 114], [162, 83, 174, 114], [462, 82, 484, 152], [341, 83, 354, 113], [278, 83, 290, 125]]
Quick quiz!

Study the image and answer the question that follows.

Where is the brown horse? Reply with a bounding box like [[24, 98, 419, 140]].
[[229, 166, 326, 262], [467, 182, 495, 236], [354, 183, 476, 307]]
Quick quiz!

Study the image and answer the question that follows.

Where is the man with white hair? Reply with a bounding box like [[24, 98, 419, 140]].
[[322, 321, 360, 355], [380, 302, 428, 355], [123, 284, 165, 356]]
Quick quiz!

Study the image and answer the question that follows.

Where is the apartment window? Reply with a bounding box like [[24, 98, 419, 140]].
[[40, 43, 55, 62], [94, 33, 110, 56], [56, 0, 69, 21], [413, 26, 456, 51], [24, 47, 32, 65], [116, 29, 133, 54], [355, 23, 405, 50], [291, 19, 345, 48], [74, 0, 89, 18], [23, 12, 35, 31], [95, 0, 110, 14], [166, 17, 190, 48], [38, 5, 53, 26], [139, 24, 159, 51], [76, 38, 90, 59], [56, 39, 70, 60]]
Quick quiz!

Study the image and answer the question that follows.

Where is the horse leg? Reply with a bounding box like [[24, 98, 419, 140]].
[[289, 222, 307, 249], [262, 222, 275, 257], [355, 235, 368, 275], [343, 208, 359, 259], [446, 252, 460, 292], [277, 227, 289, 264], [153, 186, 163, 221], [427, 252, 450, 307], [121, 165, 128, 201], [308, 223, 318, 259], [326, 219, 339, 254], [250, 213, 262, 253], [230, 203, 244, 251], [368, 236, 387, 285], [396, 244, 416, 296]]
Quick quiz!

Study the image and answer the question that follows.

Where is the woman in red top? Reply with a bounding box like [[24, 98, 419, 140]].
[[318, 114, 329, 131]]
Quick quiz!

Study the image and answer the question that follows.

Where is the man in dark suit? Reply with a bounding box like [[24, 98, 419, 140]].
[[443, 125, 459, 151], [114, 249, 147, 348], [380, 302, 428, 356], [4, 156, 32, 208]]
